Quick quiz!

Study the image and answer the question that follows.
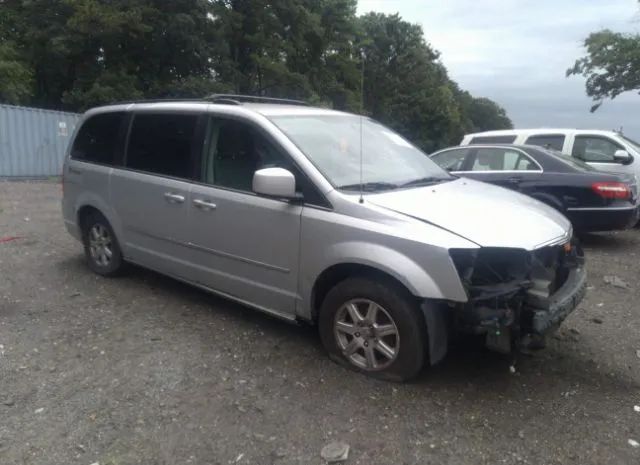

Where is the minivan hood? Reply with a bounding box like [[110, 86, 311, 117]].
[[366, 178, 571, 250]]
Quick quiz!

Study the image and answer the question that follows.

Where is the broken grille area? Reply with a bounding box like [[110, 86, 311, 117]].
[[450, 242, 579, 303]]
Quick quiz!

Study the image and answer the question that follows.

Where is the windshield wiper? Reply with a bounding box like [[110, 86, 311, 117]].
[[400, 177, 453, 188], [338, 181, 400, 192]]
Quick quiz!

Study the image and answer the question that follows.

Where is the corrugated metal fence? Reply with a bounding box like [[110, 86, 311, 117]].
[[0, 104, 81, 178]]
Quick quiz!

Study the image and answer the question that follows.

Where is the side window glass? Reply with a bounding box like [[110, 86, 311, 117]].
[[471, 148, 508, 171], [201, 117, 329, 207], [126, 113, 199, 179], [203, 118, 293, 192], [525, 134, 565, 151], [516, 156, 538, 171], [503, 151, 520, 170], [71, 112, 124, 165], [572, 136, 622, 163], [431, 149, 468, 171], [472, 148, 536, 171], [469, 135, 517, 144]]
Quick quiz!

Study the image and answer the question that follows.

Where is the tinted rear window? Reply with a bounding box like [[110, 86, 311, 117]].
[[536, 147, 596, 171], [468, 135, 517, 144], [525, 134, 565, 151], [71, 112, 124, 164], [125, 113, 199, 179]]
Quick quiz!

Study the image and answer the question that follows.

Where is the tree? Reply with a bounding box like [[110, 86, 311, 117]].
[[0, 0, 224, 110], [0, 1, 512, 150], [454, 88, 512, 133], [209, 0, 360, 108], [357, 13, 463, 151], [0, 2, 33, 104], [0, 42, 33, 104], [567, 29, 640, 112]]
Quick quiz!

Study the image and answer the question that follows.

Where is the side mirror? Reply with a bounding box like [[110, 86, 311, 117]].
[[614, 149, 631, 164], [253, 167, 298, 199]]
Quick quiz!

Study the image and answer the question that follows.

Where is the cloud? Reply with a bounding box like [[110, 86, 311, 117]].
[[358, 0, 640, 138]]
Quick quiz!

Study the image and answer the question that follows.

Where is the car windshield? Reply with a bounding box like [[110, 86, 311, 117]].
[[619, 134, 640, 153], [269, 114, 452, 190]]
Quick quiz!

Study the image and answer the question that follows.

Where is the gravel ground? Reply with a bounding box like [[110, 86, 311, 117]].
[[1, 181, 639, 465]]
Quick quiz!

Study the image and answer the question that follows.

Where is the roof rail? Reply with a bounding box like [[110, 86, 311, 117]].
[[206, 94, 309, 106], [111, 98, 208, 105]]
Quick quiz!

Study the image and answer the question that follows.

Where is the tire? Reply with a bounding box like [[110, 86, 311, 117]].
[[318, 277, 427, 382], [81, 211, 125, 277]]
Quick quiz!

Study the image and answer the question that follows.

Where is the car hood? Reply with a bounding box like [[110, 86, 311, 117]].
[[366, 178, 571, 250]]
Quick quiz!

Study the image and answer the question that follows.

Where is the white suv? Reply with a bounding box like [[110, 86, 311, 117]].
[[461, 129, 640, 178]]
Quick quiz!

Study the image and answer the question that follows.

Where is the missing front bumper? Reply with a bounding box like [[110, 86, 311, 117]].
[[527, 265, 587, 335], [451, 240, 587, 353]]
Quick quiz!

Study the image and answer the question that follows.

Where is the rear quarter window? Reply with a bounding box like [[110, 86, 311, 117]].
[[468, 135, 517, 144], [71, 112, 125, 165], [431, 149, 469, 171]]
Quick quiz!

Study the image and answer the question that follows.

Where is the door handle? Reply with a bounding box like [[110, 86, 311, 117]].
[[164, 192, 185, 204], [507, 176, 523, 184], [193, 198, 217, 210], [68, 166, 83, 175]]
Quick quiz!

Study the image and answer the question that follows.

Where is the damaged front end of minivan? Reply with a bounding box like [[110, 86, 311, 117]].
[[448, 238, 587, 354]]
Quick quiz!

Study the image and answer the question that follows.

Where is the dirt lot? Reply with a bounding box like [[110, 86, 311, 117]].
[[0, 181, 639, 465]]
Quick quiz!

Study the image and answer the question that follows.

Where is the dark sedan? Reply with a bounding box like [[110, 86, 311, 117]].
[[429, 144, 639, 232]]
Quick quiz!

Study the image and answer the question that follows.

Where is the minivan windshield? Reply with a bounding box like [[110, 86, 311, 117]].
[[270, 114, 452, 191]]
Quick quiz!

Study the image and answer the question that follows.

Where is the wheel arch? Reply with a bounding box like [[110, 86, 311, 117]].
[[305, 241, 466, 321], [73, 192, 123, 244], [311, 262, 452, 368], [77, 205, 103, 233], [308, 246, 453, 320], [311, 263, 415, 322], [530, 192, 565, 212]]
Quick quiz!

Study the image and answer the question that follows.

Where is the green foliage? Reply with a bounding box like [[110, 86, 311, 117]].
[[455, 88, 513, 133], [0, 0, 512, 149], [0, 42, 33, 104], [358, 13, 461, 151], [568, 29, 640, 112], [357, 13, 511, 150]]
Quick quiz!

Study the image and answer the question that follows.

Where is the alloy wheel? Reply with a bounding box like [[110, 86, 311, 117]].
[[88, 224, 113, 267], [334, 298, 400, 371]]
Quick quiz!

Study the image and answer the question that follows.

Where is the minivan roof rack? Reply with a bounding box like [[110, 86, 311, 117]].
[[206, 94, 309, 106], [110, 95, 309, 107], [112, 98, 208, 105]]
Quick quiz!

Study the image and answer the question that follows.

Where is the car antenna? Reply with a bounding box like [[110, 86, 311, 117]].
[[359, 50, 366, 204]]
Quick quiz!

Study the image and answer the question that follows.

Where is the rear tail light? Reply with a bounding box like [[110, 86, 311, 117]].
[[591, 182, 630, 200]]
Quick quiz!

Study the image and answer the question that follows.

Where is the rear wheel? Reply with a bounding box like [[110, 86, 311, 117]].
[[318, 277, 427, 382], [81, 212, 124, 276]]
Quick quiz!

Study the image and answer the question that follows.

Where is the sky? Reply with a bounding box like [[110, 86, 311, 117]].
[[357, 0, 640, 139]]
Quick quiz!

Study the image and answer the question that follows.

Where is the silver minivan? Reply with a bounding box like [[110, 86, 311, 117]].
[[62, 95, 586, 381]]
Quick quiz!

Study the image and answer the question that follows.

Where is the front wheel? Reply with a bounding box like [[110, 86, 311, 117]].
[[318, 277, 428, 382]]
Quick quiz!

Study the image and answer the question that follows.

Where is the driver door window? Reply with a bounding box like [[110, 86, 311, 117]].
[[201, 119, 287, 191], [572, 136, 622, 163], [200, 117, 328, 207]]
